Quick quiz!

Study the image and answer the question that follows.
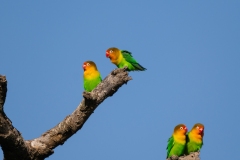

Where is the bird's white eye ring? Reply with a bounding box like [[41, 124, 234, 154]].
[[196, 126, 199, 129], [180, 127, 183, 130], [87, 63, 90, 66], [110, 50, 113, 53]]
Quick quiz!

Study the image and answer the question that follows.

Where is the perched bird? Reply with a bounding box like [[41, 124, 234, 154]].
[[106, 47, 146, 71], [185, 123, 204, 154], [83, 61, 102, 92], [167, 124, 188, 158]]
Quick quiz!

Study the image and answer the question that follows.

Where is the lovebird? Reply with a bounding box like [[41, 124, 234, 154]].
[[106, 47, 146, 71], [185, 123, 204, 154], [166, 124, 188, 158], [83, 61, 102, 92]]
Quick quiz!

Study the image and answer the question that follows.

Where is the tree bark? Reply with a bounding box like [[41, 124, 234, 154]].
[[0, 67, 132, 160], [167, 152, 200, 160]]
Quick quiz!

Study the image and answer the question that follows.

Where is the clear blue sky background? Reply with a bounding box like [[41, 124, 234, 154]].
[[0, 1, 239, 160]]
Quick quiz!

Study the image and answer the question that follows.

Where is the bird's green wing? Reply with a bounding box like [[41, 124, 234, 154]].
[[95, 75, 102, 88], [184, 132, 190, 154], [121, 50, 138, 63], [167, 136, 174, 158], [121, 50, 146, 71]]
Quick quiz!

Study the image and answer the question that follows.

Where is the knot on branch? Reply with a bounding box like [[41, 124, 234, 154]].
[[30, 139, 47, 150], [28, 139, 54, 158]]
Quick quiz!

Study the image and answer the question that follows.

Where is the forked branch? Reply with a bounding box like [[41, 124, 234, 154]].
[[0, 67, 132, 160]]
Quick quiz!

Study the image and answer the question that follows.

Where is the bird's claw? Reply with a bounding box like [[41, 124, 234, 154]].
[[111, 67, 128, 75], [83, 91, 91, 99]]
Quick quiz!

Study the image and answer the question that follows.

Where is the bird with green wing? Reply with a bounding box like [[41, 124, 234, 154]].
[[106, 47, 146, 71], [167, 124, 188, 158], [83, 61, 102, 92], [185, 123, 204, 155]]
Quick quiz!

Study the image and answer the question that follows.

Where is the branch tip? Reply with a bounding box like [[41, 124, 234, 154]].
[[0, 75, 7, 82]]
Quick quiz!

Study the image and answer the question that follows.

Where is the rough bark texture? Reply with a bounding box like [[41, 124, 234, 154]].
[[0, 67, 132, 160], [167, 152, 200, 160]]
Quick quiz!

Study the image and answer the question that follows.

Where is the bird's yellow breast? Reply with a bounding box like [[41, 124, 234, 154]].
[[84, 68, 100, 80], [173, 133, 186, 145], [189, 132, 202, 143]]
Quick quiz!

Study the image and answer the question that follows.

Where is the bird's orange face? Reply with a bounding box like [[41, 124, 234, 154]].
[[82, 61, 97, 71], [174, 124, 188, 135], [106, 47, 119, 60], [192, 123, 204, 136]]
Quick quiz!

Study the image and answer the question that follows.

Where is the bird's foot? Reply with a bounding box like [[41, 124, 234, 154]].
[[111, 67, 128, 75], [83, 91, 91, 99]]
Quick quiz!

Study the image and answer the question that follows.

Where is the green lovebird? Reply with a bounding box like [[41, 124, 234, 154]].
[[185, 123, 204, 155], [167, 124, 188, 158], [83, 61, 102, 92], [106, 47, 146, 71]]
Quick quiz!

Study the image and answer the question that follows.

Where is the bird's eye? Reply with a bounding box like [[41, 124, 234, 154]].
[[87, 63, 90, 66], [110, 50, 113, 53], [196, 126, 199, 129], [180, 127, 183, 130]]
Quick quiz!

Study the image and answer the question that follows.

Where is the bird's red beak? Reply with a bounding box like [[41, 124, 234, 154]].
[[184, 126, 188, 133], [106, 51, 110, 58], [198, 127, 204, 136], [82, 64, 86, 70], [199, 127, 204, 133]]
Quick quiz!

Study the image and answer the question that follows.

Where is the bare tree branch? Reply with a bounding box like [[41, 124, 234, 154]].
[[0, 68, 132, 160], [0, 75, 31, 159]]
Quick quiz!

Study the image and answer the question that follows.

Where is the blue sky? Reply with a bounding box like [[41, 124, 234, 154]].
[[1, 1, 240, 159]]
